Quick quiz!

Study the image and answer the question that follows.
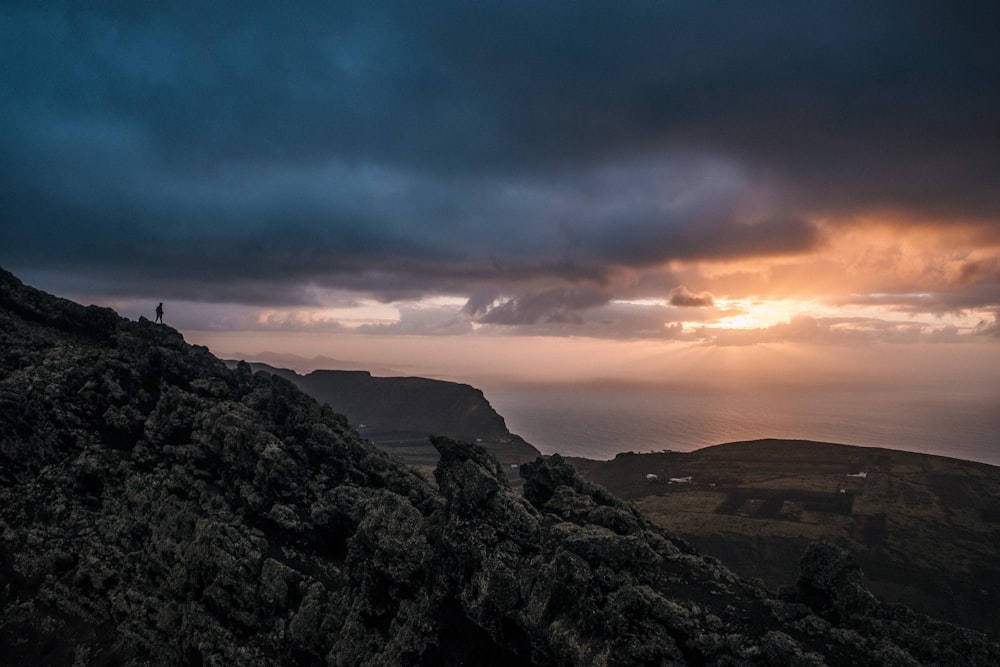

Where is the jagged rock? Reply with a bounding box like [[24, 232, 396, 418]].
[[797, 541, 877, 618], [2, 265, 999, 665]]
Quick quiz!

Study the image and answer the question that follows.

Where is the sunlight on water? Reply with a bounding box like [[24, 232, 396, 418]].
[[485, 385, 1000, 466]]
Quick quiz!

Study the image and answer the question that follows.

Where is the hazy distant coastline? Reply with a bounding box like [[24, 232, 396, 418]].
[[484, 383, 1000, 467], [233, 352, 1000, 468]]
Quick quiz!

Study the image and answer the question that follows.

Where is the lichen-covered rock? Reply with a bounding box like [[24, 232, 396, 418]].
[[2, 265, 999, 665]]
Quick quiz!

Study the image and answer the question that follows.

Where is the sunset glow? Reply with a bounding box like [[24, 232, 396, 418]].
[[704, 299, 801, 330], [6, 10, 1000, 664], [2, 2, 999, 404]]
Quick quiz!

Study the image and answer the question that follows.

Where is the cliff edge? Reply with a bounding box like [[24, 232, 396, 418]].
[[244, 364, 540, 470]]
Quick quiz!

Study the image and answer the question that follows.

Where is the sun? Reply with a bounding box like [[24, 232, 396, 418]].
[[710, 298, 805, 330]]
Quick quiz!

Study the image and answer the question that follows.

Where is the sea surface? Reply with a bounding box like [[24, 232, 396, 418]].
[[485, 384, 1000, 467]]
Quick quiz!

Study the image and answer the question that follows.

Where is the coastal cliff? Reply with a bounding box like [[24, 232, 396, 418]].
[[2, 266, 998, 665], [244, 364, 540, 470]]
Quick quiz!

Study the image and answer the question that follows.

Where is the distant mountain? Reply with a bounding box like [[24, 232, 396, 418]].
[[2, 265, 998, 665], [240, 363, 540, 470]]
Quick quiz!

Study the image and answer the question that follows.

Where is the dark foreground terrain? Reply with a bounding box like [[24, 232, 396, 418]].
[[252, 363, 1000, 642], [2, 265, 999, 665], [572, 440, 1000, 639]]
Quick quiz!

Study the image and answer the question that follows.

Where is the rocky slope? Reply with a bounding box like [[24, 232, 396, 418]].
[[243, 364, 540, 470], [1, 266, 999, 665]]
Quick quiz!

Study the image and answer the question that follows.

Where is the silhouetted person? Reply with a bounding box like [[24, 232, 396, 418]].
[[155, 302, 164, 323]]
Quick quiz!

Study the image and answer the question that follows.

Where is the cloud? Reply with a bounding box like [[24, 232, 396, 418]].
[[1, 1, 999, 341], [702, 315, 972, 347], [975, 312, 1000, 338], [356, 303, 474, 336], [668, 286, 715, 308], [471, 286, 612, 326], [825, 281, 1000, 319]]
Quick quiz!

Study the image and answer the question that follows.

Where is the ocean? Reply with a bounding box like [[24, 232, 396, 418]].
[[485, 384, 1000, 467]]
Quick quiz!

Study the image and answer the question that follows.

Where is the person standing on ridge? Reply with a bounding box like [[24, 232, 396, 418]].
[[155, 302, 164, 323]]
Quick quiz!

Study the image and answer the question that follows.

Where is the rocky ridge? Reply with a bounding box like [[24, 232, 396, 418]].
[[1, 266, 998, 665]]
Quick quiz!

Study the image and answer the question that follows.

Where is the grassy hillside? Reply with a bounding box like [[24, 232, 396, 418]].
[[572, 438, 1000, 638]]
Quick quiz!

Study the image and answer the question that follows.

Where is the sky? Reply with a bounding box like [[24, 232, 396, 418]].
[[3, 1, 1000, 390]]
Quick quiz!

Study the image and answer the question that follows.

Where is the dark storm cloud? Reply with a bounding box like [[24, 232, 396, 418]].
[[668, 287, 714, 308], [472, 300, 691, 340], [471, 285, 612, 326], [2, 1, 999, 321]]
